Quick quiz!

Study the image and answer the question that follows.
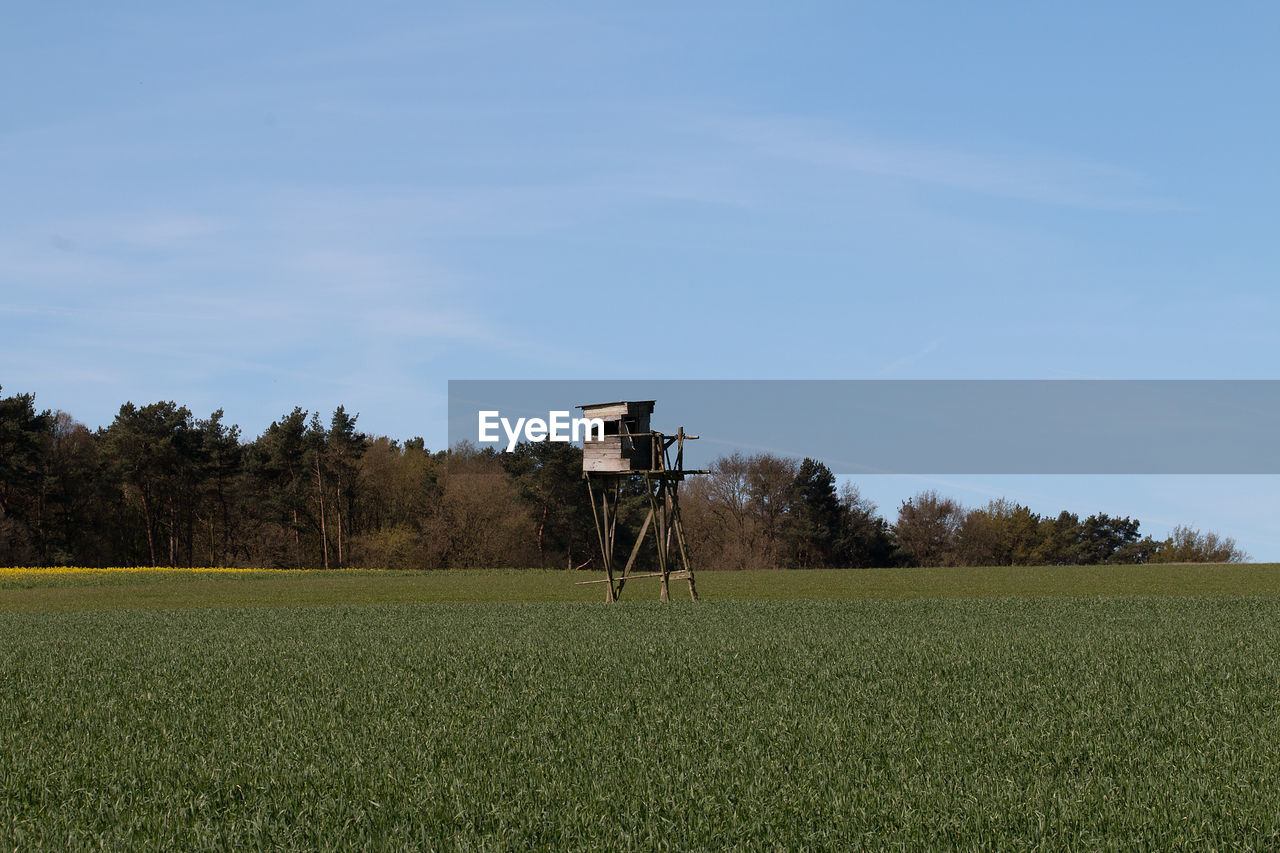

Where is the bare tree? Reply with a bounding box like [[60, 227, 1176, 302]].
[[1152, 525, 1249, 564], [421, 450, 536, 568], [682, 452, 798, 569], [893, 490, 965, 567]]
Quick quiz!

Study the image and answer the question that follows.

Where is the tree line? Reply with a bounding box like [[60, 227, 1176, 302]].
[[682, 452, 1247, 568], [0, 387, 1247, 569]]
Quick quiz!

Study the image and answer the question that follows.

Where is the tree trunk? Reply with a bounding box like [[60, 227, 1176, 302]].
[[537, 504, 547, 569], [168, 494, 176, 566], [141, 487, 156, 567], [315, 453, 329, 570], [218, 482, 230, 567], [335, 473, 344, 569], [34, 487, 46, 563]]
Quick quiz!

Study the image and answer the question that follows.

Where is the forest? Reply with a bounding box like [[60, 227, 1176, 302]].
[[0, 387, 1247, 569]]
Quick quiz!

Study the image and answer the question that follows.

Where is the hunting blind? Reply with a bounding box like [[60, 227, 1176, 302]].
[[576, 400, 705, 602]]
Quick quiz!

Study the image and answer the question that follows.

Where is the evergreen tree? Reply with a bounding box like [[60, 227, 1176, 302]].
[[0, 387, 54, 563], [249, 408, 312, 568], [327, 406, 368, 568], [104, 401, 202, 566], [787, 458, 843, 568], [501, 439, 593, 569], [836, 482, 895, 568]]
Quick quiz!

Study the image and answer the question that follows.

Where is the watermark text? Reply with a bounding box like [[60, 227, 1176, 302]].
[[478, 410, 605, 452]]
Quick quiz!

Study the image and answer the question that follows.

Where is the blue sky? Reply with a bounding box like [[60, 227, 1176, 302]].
[[4, 2, 1278, 557]]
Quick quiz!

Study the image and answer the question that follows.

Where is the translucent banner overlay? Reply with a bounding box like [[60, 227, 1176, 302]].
[[447, 380, 1280, 474]]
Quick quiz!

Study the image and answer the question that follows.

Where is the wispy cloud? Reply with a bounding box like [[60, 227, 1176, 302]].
[[361, 307, 506, 348], [880, 338, 944, 376], [0, 184, 600, 432], [77, 214, 225, 250], [708, 115, 1183, 212]]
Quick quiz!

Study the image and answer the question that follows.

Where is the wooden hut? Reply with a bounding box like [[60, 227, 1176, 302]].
[[578, 400, 655, 473]]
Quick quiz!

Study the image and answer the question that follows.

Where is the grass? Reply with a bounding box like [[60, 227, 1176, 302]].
[[3, 563, 1280, 613], [4, 598, 1280, 849], [4, 565, 1280, 848]]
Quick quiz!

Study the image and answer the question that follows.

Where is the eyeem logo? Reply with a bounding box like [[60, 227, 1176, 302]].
[[478, 410, 605, 452]]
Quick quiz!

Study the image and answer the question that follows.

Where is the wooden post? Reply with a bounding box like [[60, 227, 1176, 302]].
[[615, 508, 653, 599], [586, 474, 616, 602], [642, 474, 667, 602], [669, 482, 699, 601]]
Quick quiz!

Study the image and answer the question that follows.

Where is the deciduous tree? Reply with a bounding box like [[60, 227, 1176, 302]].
[[893, 490, 964, 567]]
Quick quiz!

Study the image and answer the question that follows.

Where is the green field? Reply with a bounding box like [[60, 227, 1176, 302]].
[[5, 563, 1280, 612], [4, 567, 1280, 849]]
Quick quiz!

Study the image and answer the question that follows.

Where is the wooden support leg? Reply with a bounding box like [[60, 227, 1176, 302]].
[[616, 507, 653, 599], [642, 477, 665, 601], [671, 493, 698, 602], [661, 476, 698, 602], [654, 481, 671, 602], [603, 484, 619, 601], [583, 444, 704, 602], [586, 475, 616, 602]]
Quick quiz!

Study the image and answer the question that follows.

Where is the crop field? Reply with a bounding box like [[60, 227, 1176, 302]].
[[6, 563, 1280, 612], [4, 568, 1280, 849]]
